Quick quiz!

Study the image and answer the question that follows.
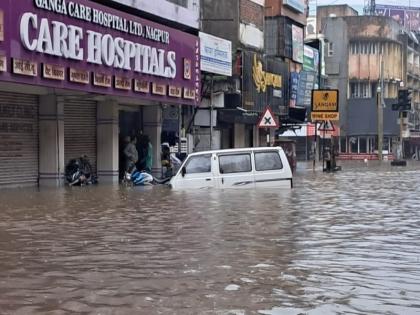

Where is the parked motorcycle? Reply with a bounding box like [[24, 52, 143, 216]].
[[123, 168, 154, 186], [65, 156, 96, 186], [123, 166, 171, 186]]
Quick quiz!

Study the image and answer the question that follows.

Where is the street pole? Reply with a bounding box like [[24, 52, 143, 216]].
[[377, 55, 384, 161], [377, 88, 383, 161], [210, 74, 214, 150], [266, 128, 270, 147], [399, 111, 404, 159], [313, 121, 317, 170]]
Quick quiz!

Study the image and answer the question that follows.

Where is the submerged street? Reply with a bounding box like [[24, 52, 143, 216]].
[[1, 162, 420, 315]]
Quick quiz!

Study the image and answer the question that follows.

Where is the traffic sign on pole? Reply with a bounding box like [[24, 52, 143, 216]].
[[318, 121, 335, 132], [257, 107, 278, 128]]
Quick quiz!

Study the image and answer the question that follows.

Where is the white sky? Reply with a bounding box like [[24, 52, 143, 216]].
[[308, 0, 416, 15]]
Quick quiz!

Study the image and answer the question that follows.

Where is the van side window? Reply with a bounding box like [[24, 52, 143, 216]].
[[255, 151, 283, 171], [219, 154, 251, 173], [185, 155, 211, 174]]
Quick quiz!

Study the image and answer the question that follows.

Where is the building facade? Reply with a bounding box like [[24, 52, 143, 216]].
[[0, 0, 200, 187], [321, 11, 419, 158], [264, 0, 310, 159], [200, 0, 290, 150]]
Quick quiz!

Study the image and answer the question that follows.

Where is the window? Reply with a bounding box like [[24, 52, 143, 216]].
[[185, 154, 211, 174], [362, 43, 367, 54], [350, 81, 371, 98], [350, 42, 360, 55], [349, 137, 358, 153], [219, 154, 251, 174], [328, 42, 334, 56], [255, 152, 283, 171]]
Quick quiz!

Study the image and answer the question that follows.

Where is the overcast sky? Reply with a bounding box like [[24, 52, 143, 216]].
[[308, 0, 416, 15]]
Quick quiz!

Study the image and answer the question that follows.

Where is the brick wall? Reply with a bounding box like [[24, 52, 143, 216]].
[[240, 0, 264, 30]]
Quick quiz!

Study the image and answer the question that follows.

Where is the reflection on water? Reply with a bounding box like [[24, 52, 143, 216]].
[[1, 161, 420, 314]]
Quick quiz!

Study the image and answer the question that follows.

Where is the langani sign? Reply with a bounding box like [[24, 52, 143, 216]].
[[311, 89, 339, 121], [0, 0, 200, 105]]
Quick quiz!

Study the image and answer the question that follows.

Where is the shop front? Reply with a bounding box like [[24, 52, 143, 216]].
[[238, 51, 288, 147], [0, 0, 200, 187]]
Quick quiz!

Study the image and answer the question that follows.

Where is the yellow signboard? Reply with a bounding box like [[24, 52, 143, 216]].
[[311, 112, 340, 121], [253, 54, 282, 93], [312, 89, 339, 112]]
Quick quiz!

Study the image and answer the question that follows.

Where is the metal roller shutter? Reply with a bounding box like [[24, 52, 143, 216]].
[[64, 98, 97, 175], [0, 92, 39, 187]]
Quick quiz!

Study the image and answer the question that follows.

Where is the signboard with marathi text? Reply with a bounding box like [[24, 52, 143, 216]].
[[199, 32, 232, 77], [0, 0, 200, 106]]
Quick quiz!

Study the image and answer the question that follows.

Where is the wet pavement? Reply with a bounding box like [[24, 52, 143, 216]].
[[1, 161, 420, 315]]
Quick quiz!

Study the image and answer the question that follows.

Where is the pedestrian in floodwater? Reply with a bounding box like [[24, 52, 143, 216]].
[[123, 136, 138, 173], [138, 135, 153, 174]]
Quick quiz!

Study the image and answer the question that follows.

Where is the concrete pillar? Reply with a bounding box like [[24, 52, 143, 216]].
[[97, 99, 119, 184], [143, 106, 162, 177], [39, 95, 65, 187], [234, 123, 245, 148]]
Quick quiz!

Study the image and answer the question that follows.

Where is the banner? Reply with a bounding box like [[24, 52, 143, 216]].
[[0, 0, 201, 105], [376, 4, 420, 32]]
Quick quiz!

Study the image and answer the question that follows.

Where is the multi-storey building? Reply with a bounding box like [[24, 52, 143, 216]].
[[0, 0, 201, 187], [319, 5, 420, 159], [264, 0, 311, 159], [405, 32, 420, 158], [200, 0, 290, 149]]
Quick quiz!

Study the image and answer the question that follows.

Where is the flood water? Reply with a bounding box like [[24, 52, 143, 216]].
[[1, 161, 420, 315]]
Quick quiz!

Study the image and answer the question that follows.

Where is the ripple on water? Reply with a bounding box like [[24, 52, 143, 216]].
[[0, 162, 420, 314]]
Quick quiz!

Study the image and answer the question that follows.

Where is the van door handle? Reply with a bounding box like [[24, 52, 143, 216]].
[[221, 178, 224, 184], [205, 178, 212, 181]]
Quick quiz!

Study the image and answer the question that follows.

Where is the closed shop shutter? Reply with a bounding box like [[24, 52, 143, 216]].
[[64, 98, 97, 174], [0, 92, 39, 187]]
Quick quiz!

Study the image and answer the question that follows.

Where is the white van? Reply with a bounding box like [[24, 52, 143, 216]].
[[170, 147, 293, 190]]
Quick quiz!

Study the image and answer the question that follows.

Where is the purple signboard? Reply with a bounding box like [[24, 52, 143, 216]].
[[0, 0, 200, 105]]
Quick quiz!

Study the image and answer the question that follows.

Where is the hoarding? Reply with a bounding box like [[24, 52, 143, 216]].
[[312, 90, 339, 112], [303, 45, 319, 72], [376, 4, 420, 32], [292, 24, 304, 64], [112, 0, 200, 30], [0, 0, 201, 105], [242, 51, 288, 115]]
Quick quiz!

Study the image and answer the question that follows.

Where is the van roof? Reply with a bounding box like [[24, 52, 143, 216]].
[[188, 146, 284, 157]]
